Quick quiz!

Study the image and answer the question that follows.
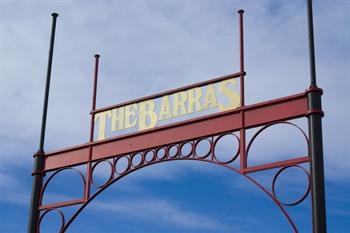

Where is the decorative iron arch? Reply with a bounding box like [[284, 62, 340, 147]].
[[38, 126, 311, 233]]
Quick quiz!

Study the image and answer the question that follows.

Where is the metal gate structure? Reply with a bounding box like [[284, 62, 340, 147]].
[[28, 1, 327, 232]]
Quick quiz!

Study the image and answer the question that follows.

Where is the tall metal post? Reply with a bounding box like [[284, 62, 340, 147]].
[[237, 9, 247, 172], [28, 13, 58, 233], [90, 54, 100, 140], [85, 54, 100, 200], [306, 0, 327, 232]]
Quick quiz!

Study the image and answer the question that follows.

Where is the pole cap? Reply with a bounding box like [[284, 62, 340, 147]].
[[51, 12, 59, 17], [238, 9, 244, 14], [94, 54, 100, 58]]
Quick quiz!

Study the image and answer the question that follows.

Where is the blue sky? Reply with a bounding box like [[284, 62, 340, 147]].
[[0, 0, 349, 233]]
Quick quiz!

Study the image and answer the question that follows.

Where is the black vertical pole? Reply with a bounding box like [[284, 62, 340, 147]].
[[28, 12, 58, 233], [306, 1, 327, 232], [237, 9, 247, 172]]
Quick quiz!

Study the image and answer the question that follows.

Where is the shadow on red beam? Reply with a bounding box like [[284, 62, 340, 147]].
[[39, 198, 86, 210], [243, 156, 310, 174]]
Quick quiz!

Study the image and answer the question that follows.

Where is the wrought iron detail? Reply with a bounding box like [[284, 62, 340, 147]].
[[272, 165, 311, 207], [37, 124, 311, 233]]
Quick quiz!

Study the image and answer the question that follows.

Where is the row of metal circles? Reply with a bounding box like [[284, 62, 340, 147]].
[[91, 133, 240, 188]]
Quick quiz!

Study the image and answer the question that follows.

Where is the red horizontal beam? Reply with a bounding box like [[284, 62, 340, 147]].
[[244, 156, 310, 174], [44, 92, 308, 172], [39, 198, 85, 210]]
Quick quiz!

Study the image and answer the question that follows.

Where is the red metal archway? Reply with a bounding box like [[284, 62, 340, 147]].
[[28, 4, 327, 233], [39, 123, 312, 233]]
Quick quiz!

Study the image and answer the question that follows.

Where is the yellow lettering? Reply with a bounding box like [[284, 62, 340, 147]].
[[159, 95, 172, 120], [139, 100, 158, 130], [203, 84, 218, 109], [111, 107, 124, 131], [218, 78, 240, 111], [94, 78, 242, 139], [187, 87, 202, 113], [124, 104, 138, 128], [94, 110, 112, 140], [172, 91, 187, 117]]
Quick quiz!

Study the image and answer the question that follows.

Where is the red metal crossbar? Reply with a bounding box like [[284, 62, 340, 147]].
[[43, 91, 308, 172]]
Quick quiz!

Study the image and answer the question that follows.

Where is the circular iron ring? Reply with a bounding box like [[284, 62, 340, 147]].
[[179, 141, 193, 157], [113, 155, 131, 175], [131, 153, 144, 167], [91, 160, 114, 189], [272, 165, 311, 206], [194, 138, 212, 159], [213, 133, 240, 164], [38, 208, 65, 233], [167, 144, 179, 158]]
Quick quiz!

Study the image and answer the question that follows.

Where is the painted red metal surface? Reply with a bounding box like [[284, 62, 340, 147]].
[[43, 91, 308, 172]]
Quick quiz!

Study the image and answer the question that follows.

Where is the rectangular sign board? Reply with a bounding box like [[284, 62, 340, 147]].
[[93, 73, 241, 140]]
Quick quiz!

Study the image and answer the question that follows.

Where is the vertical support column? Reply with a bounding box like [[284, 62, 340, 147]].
[[28, 13, 59, 233], [90, 54, 100, 141], [238, 9, 247, 172], [306, 0, 327, 232], [85, 54, 100, 200]]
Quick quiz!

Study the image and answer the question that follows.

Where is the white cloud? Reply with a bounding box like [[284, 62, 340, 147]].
[[91, 197, 225, 231], [0, 0, 349, 202], [0, 169, 29, 206]]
